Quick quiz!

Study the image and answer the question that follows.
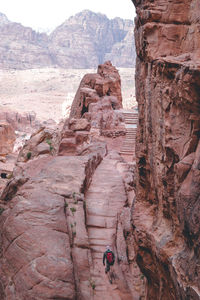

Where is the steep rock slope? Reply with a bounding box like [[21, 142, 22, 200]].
[[0, 10, 135, 69], [132, 0, 200, 299]]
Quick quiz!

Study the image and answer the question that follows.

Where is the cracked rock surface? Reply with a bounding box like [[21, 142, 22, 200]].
[[132, 0, 200, 299]]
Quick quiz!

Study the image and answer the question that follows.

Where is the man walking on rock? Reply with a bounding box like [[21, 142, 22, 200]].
[[103, 246, 115, 275]]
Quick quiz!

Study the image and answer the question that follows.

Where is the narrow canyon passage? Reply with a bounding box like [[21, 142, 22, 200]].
[[85, 154, 133, 300]]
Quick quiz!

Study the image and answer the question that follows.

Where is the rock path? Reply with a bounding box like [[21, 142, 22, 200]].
[[85, 156, 128, 300]]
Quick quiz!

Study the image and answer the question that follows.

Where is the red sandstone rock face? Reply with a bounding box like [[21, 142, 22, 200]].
[[70, 61, 123, 119], [0, 122, 15, 156], [0, 142, 144, 299], [0, 155, 101, 299], [59, 62, 126, 156], [132, 0, 200, 299], [0, 108, 40, 133]]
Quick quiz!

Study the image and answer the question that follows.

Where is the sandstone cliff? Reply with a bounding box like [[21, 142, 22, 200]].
[[132, 0, 200, 299], [0, 10, 135, 69]]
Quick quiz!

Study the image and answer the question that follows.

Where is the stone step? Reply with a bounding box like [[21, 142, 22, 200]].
[[123, 114, 138, 117], [120, 148, 135, 151], [124, 116, 138, 118], [122, 147, 135, 149], [122, 142, 135, 145], [126, 134, 136, 136], [123, 142, 135, 144], [121, 148, 135, 151], [126, 136, 136, 138], [125, 118, 138, 124], [120, 152, 134, 155], [122, 146, 135, 148], [126, 134, 136, 137], [121, 146, 135, 149]]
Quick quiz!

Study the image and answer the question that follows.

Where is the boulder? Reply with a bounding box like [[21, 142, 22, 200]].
[[17, 127, 58, 162], [69, 118, 91, 131]]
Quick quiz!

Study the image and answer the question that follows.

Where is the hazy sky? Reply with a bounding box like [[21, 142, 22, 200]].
[[0, 0, 136, 32]]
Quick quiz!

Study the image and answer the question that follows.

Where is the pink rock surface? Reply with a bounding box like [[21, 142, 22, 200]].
[[0, 153, 103, 299], [0, 122, 16, 156], [132, 0, 200, 298], [70, 61, 123, 120], [59, 62, 126, 157]]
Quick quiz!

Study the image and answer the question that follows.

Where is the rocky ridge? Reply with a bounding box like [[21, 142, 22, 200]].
[[0, 62, 143, 299], [0, 10, 135, 69]]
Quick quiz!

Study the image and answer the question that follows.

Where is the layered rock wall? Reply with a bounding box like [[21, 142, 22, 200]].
[[132, 0, 200, 299]]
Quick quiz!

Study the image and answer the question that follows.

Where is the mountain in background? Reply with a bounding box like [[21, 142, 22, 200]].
[[0, 10, 135, 69]]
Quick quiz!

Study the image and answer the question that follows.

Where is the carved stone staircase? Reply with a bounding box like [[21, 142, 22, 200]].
[[120, 110, 138, 157]]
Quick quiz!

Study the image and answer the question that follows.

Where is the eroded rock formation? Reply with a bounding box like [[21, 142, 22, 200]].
[[69, 61, 125, 139], [59, 62, 126, 156], [132, 0, 200, 299], [0, 122, 15, 156], [70, 61, 123, 118]]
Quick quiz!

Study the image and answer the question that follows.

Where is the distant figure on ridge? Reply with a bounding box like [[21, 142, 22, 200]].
[[103, 246, 115, 274]]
